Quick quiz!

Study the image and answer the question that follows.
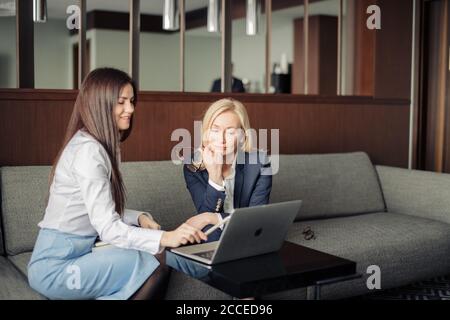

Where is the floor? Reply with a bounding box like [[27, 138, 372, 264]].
[[359, 275, 450, 300]]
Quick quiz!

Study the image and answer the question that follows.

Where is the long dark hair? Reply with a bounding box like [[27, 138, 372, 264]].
[[49, 68, 137, 215]]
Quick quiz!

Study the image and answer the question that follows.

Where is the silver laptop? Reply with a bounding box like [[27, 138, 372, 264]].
[[170, 200, 302, 265]]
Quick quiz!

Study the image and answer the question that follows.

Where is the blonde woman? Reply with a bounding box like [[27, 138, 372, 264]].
[[183, 98, 272, 242]]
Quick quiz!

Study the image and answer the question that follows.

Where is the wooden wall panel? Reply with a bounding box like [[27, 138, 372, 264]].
[[374, 0, 413, 99], [0, 90, 410, 168], [354, 0, 375, 96], [292, 16, 338, 95]]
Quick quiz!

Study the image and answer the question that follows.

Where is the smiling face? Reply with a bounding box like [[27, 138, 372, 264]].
[[114, 83, 135, 131], [207, 110, 242, 157]]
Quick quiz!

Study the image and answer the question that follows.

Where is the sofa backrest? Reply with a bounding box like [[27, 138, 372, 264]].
[[271, 152, 386, 221], [376, 165, 450, 225], [0, 177, 4, 255], [120, 161, 196, 230], [0, 162, 196, 256], [1, 166, 51, 256], [0, 210, 4, 256], [0, 152, 385, 255]]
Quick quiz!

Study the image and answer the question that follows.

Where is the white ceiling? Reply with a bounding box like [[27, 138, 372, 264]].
[[187, 0, 340, 36], [0, 0, 210, 18], [0, 0, 15, 16], [1, 0, 340, 19], [51, 0, 209, 18]]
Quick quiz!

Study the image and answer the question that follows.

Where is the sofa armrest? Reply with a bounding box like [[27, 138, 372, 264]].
[[376, 165, 450, 224]]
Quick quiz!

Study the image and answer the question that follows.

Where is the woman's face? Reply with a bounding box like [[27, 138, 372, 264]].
[[207, 110, 242, 157], [114, 84, 135, 131]]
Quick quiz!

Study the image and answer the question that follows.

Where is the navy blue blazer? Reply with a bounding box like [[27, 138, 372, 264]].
[[183, 151, 272, 241]]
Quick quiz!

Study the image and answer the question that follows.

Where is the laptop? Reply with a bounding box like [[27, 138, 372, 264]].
[[170, 200, 302, 265]]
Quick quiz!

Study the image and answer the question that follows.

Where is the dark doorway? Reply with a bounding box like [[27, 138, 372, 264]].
[[416, 0, 450, 172]]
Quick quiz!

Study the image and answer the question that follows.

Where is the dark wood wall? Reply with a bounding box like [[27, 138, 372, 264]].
[[293, 0, 413, 99], [292, 15, 338, 95], [354, 0, 375, 96], [0, 90, 410, 168], [354, 0, 413, 99], [373, 0, 413, 100]]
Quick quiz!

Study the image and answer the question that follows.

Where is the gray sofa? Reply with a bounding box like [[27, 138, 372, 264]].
[[1, 152, 450, 300]]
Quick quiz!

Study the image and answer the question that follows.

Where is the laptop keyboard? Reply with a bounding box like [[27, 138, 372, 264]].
[[194, 250, 215, 260]]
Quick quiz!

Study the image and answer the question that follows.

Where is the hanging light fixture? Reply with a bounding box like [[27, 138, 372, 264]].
[[207, 0, 220, 33], [33, 0, 47, 23], [246, 0, 260, 35], [163, 0, 179, 31], [0, 1, 16, 17]]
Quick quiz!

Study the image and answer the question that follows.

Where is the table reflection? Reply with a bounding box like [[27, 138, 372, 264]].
[[166, 251, 211, 280]]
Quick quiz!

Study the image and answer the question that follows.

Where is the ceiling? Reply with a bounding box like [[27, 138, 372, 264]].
[[0, 0, 210, 18], [187, 0, 340, 36], [1, 0, 340, 19]]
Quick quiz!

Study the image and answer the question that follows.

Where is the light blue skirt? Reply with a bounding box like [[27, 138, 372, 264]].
[[27, 228, 160, 300]]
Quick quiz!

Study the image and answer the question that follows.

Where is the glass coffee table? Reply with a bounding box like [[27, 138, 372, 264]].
[[166, 241, 359, 300]]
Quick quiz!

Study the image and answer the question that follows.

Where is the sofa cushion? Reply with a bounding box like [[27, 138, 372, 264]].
[[0, 214, 4, 256], [1, 166, 51, 256], [8, 250, 231, 301], [0, 256, 44, 300], [8, 252, 32, 277], [120, 161, 196, 231], [270, 152, 386, 221], [277, 212, 450, 299], [0, 161, 195, 255], [376, 165, 450, 225]]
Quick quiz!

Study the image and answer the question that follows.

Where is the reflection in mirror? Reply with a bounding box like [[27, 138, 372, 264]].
[[139, 0, 181, 91], [0, 1, 16, 88], [34, 0, 72, 89], [37, 0, 185, 91], [185, 0, 221, 93], [231, 0, 265, 93], [341, 0, 375, 96], [84, 0, 131, 89], [290, 0, 340, 95], [229, 0, 343, 95], [270, 2, 298, 94]]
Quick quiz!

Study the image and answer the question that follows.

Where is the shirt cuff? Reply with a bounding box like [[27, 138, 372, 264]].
[[208, 179, 225, 191], [129, 227, 165, 255], [123, 209, 152, 227], [216, 213, 225, 230]]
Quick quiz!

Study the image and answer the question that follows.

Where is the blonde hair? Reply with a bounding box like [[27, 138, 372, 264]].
[[201, 98, 252, 152]]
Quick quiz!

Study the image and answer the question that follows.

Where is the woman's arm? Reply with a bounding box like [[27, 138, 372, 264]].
[[183, 165, 226, 214], [248, 155, 272, 207], [123, 209, 161, 229]]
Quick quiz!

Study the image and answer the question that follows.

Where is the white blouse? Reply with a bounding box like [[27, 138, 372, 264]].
[[39, 130, 164, 254]]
